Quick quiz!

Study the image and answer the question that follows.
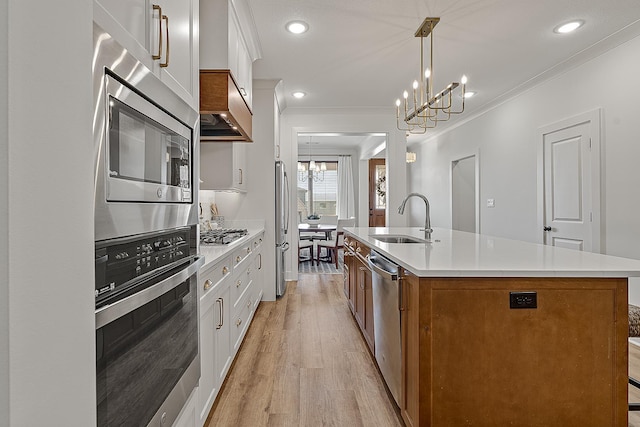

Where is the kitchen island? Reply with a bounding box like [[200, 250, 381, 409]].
[[343, 227, 640, 427]]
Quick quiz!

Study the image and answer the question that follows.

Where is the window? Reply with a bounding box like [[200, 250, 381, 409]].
[[296, 161, 337, 219], [375, 163, 386, 209]]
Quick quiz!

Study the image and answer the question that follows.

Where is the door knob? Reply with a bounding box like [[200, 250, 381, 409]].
[[543, 226, 552, 232]]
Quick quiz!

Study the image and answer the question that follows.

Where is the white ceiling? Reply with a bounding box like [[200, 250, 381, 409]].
[[247, 0, 640, 146]]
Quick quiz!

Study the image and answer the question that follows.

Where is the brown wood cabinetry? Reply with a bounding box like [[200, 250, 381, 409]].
[[344, 235, 374, 354], [401, 275, 628, 427]]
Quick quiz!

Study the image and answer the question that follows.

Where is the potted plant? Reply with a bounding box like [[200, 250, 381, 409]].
[[307, 213, 320, 226]]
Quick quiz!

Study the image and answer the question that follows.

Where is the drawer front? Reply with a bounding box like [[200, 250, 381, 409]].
[[231, 285, 254, 352], [252, 234, 263, 252], [232, 264, 253, 308], [200, 255, 232, 302], [232, 243, 252, 276]]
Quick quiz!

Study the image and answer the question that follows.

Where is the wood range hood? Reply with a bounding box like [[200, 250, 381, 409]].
[[200, 70, 252, 142]]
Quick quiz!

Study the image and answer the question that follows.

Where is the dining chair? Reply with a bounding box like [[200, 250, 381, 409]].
[[316, 217, 356, 268], [310, 214, 338, 241], [298, 238, 315, 265]]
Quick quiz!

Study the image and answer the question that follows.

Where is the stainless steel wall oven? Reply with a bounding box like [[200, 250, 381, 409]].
[[93, 22, 202, 427]]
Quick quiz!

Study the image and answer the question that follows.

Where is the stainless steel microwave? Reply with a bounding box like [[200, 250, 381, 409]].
[[104, 74, 192, 204], [93, 23, 199, 241]]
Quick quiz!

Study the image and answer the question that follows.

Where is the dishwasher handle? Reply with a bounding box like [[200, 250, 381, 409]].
[[368, 253, 399, 281]]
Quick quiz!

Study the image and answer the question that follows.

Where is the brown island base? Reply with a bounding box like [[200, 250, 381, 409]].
[[343, 227, 637, 427]]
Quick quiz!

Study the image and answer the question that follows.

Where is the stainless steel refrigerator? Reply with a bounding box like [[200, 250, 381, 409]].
[[275, 160, 290, 297]]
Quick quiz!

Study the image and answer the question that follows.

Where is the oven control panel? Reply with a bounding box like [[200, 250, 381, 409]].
[[95, 227, 196, 307]]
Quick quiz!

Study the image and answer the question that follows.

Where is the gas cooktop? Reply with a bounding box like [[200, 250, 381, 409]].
[[200, 228, 248, 245]]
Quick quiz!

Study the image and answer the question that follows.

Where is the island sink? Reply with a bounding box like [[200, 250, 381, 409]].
[[370, 234, 427, 244]]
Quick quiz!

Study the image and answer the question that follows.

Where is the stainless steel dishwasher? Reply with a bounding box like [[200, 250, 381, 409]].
[[368, 250, 402, 406]]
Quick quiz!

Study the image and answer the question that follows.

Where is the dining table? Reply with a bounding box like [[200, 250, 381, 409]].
[[298, 223, 336, 241], [298, 223, 338, 263]]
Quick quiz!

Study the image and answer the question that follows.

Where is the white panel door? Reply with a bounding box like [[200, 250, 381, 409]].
[[543, 122, 592, 251], [452, 155, 477, 233]]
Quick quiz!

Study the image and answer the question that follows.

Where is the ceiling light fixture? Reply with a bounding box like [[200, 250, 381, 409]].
[[554, 20, 584, 34], [286, 21, 308, 34], [298, 137, 325, 182], [292, 91, 306, 99], [396, 17, 467, 135]]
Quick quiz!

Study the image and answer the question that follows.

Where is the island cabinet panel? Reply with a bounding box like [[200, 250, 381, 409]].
[[344, 235, 375, 354], [354, 254, 375, 354], [402, 276, 628, 427]]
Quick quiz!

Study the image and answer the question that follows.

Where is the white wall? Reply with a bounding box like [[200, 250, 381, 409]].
[[407, 34, 640, 302], [2, 1, 95, 425], [280, 108, 407, 281]]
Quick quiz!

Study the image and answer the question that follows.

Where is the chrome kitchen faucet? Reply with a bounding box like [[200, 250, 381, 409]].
[[398, 193, 433, 241]]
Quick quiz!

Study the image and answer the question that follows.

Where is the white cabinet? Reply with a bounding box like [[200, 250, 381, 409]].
[[251, 235, 264, 308], [200, 143, 247, 192], [228, 12, 253, 108], [200, 0, 260, 110], [94, 0, 199, 109], [198, 256, 232, 425], [197, 232, 263, 423]]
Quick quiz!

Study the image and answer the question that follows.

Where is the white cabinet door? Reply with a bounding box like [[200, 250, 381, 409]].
[[198, 283, 231, 424], [156, 0, 199, 109], [200, 143, 247, 192], [228, 9, 252, 109], [94, 0, 198, 109], [214, 285, 232, 391], [198, 299, 217, 423], [233, 143, 247, 192], [95, 0, 149, 47]]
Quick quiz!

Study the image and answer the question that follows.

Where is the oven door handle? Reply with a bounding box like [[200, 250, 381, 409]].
[[95, 256, 204, 329]]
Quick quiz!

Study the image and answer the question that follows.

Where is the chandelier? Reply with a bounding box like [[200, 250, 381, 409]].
[[396, 17, 467, 135], [298, 137, 326, 182]]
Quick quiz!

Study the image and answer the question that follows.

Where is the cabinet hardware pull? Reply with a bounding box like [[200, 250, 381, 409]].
[[236, 255, 242, 263], [222, 266, 229, 274], [356, 247, 361, 253], [236, 280, 242, 288], [240, 87, 247, 96], [216, 298, 223, 329], [204, 279, 212, 291], [258, 253, 262, 269], [247, 247, 251, 254], [238, 168, 243, 185], [247, 300, 251, 309], [236, 318, 242, 327], [160, 14, 170, 67], [152, 5, 162, 60]]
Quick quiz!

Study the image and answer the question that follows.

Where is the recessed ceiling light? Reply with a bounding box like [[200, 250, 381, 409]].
[[554, 20, 584, 34], [286, 21, 308, 34], [464, 91, 476, 99], [292, 91, 306, 99]]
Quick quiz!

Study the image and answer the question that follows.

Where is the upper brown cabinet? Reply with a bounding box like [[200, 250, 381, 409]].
[[200, 70, 252, 142]]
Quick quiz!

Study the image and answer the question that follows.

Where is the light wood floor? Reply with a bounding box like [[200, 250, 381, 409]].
[[205, 273, 403, 427]]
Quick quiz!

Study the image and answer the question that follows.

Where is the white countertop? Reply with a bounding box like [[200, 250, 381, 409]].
[[345, 227, 640, 278], [199, 227, 264, 270]]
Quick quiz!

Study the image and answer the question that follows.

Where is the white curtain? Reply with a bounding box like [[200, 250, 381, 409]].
[[337, 155, 355, 219]]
